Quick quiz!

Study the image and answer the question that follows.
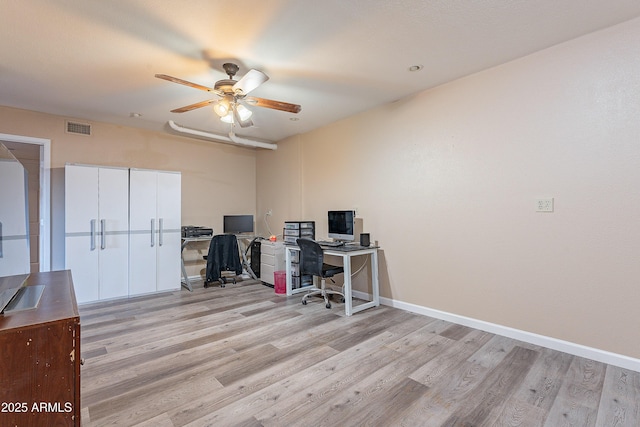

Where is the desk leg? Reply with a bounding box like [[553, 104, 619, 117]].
[[371, 250, 380, 307], [345, 249, 379, 315], [285, 248, 292, 296], [343, 254, 353, 316], [180, 241, 193, 292]]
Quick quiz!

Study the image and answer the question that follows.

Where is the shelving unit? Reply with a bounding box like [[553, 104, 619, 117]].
[[283, 221, 315, 290]]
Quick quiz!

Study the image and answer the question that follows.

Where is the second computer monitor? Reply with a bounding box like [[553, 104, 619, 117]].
[[223, 215, 254, 234], [327, 210, 355, 242]]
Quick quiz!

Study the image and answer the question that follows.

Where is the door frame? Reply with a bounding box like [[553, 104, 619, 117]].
[[0, 133, 51, 271]]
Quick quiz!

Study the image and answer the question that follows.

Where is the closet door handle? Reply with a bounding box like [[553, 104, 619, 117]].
[[90, 219, 96, 251], [159, 218, 164, 246], [100, 219, 106, 249], [0, 221, 3, 258], [151, 218, 155, 247]]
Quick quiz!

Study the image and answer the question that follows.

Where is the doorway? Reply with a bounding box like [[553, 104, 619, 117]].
[[0, 133, 51, 272]]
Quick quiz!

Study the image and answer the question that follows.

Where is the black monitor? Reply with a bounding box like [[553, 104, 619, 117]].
[[223, 215, 254, 234], [327, 210, 355, 242]]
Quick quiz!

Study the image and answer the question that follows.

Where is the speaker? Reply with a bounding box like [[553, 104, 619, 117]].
[[360, 233, 370, 247]]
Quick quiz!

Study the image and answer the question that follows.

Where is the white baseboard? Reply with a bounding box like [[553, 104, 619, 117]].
[[352, 290, 640, 372]]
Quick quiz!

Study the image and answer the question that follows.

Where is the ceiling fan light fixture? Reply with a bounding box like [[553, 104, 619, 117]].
[[236, 104, 253, 122], [213, 95, 233, 117], [220, 111, 234, 123]]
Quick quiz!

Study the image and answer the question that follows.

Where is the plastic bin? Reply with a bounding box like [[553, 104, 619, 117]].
[[274, 270, 286, 294]]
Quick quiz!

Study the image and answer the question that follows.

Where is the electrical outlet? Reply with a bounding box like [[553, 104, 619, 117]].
[[536, 198, 554, 212], [266, 209, 273, 216]]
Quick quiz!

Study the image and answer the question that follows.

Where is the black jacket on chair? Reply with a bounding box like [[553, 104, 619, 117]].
[[205, 234, 243, 282]]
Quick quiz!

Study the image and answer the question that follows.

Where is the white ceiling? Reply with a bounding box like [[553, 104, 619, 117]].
[[2, 1, 640, 143]]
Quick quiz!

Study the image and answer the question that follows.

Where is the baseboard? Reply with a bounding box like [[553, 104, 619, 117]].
[[352, 290, 640, 372]]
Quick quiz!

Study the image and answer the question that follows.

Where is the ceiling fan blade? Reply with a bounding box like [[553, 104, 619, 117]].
[[245, 97, 302, 114], [170, 99, 217, 113], [155, 74, 215, 93], [233, 69, 269, 95]]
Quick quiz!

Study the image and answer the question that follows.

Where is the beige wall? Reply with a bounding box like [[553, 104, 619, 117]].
[[257, 17, 640, 359], [0, 106, 257, 277]]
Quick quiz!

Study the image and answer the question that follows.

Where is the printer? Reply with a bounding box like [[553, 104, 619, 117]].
[[181, 226, 213, 238]]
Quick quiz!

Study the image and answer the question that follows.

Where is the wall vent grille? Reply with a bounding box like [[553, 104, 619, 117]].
[[66, 121, 91, 136]]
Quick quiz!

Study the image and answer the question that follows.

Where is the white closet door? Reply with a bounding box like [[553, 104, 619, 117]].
[[129, 169, 158, 295], [97, 167, 129, 300], [65, 165, 100, 303], [156, 171, 181, 292]]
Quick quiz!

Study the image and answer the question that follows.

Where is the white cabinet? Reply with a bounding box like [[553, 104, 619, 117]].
[[129, 169, 181, 296], [260, 241, 285, 285], [0, 153, 30, 277], [65, 165, 129, 303], [65, 165, 181, 304]]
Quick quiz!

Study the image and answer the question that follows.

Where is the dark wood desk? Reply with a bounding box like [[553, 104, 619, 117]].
[[0, 270, 81, 426]]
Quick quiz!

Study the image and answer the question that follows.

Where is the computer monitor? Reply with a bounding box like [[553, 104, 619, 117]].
[[327, 210, 355, 242], [223, 215, 254, 234]]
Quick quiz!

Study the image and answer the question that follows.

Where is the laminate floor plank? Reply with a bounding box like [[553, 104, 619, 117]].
[[168, 344, 340, 426], [392, 337, 521, 426], [509, 347, 575, 412], [440, 346, 538, 426], [81, 303, 301, 365], [78, 279, 640, 427], [408, 328, 494, 387], [595, 366, 640, 427], [188, 333, 405, 426], [543, 357, 607, 427], [262, 332, 453, 427]]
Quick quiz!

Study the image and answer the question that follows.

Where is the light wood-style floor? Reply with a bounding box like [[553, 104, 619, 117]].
[[79, 279, 640, 426]]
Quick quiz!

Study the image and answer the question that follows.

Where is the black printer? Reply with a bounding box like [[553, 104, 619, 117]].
[[181, 226, 213, 238]]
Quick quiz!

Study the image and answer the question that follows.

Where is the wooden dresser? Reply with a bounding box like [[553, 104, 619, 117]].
[[0, 270, 81, 426]]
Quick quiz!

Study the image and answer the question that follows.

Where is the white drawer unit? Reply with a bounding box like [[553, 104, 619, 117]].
[[260, 240, 285, 285]]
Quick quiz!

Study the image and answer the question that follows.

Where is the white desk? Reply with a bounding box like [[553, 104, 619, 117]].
[[284, 244, 380, 316], [181, 236, 212, 291]]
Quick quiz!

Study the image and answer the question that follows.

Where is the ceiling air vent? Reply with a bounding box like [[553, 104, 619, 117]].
[[66, 121, 91, 136]]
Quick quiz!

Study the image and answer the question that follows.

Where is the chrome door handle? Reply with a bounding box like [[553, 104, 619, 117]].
[[151, 218, 155, 247], [100, 219, 106, 249], [90, 219, 96, 251]]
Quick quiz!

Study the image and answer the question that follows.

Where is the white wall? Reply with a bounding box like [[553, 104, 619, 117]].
[[257, 17, 640, 360]]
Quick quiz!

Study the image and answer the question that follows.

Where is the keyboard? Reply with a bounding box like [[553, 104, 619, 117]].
[[317, 240, 344, 247]]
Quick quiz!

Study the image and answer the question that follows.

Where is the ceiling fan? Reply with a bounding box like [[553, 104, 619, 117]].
[[155, 63, 301, 128]]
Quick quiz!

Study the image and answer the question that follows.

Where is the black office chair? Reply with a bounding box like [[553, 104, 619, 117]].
[[297, 238, 344, 309], [203, 234, 243, 287]]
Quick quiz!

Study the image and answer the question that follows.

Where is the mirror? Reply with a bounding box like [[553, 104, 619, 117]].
[[0, 142, 30, 278]]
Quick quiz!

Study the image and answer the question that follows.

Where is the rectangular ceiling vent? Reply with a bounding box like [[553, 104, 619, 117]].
[[66, 121, 91, 136]]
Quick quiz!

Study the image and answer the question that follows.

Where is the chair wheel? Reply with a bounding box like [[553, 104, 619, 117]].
[[302, 299, 308, 305], [326, 302, 332, 309]]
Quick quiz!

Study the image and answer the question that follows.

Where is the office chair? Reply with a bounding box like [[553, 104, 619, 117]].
[[297, 238, 344, 309], [203, 234, 243, 287]]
